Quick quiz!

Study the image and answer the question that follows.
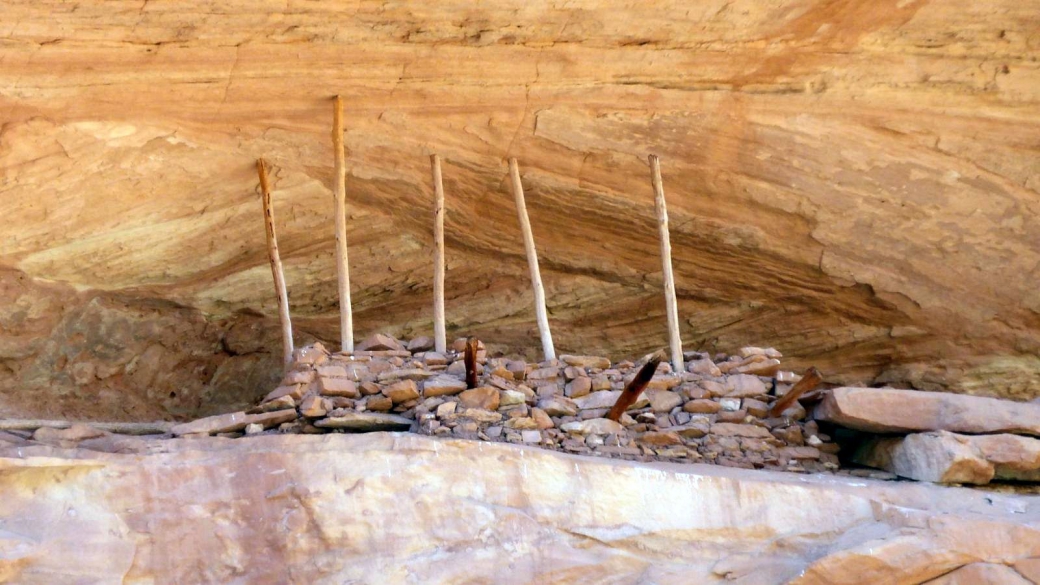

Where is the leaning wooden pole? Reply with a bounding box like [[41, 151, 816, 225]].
[[508, 158, 555, 361], [649, 154, 684, 373], [256, 158, 294, 368], [430, 154, 447, 354], [332, 96, 354, 352]]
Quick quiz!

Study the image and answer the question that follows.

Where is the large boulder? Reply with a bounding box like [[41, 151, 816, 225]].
[[815, 388, 1040, 436], [853, 431, 996, 484], [855, 431, 1040, 484]]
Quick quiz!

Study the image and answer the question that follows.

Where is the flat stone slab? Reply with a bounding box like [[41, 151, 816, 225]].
[[815, 387, 1040, 436], [313, 412, 413, 432], [171, 410, 296, 436]]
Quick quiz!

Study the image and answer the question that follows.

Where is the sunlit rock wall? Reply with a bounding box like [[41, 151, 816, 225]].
[[1, 0, 1038, 420]]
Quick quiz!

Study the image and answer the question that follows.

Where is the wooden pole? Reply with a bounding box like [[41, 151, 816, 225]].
[[508, 158, 555, 361], [649, 154, 684, 373], [430, 154, 447, 354], [768, 367, 823, 417], [256, 158, 294, 368], [607, 351, 664, 422], [332, 96, 354, 352]]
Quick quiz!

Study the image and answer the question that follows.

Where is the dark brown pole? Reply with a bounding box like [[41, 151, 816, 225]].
[[607, 351, 664, 421], [769, 367, 823, 417]]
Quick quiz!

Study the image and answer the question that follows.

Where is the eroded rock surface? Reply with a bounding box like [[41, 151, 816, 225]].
[[0, 1, 1038, 421], [1, 433, 1038, 584]]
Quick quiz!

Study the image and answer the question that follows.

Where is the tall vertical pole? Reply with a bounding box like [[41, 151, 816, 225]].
[[649, 154, 684, 373], [508, 158, 555, 362], [332, 96, 354, 352], [256, 158, 294, 368], [430, 154, 447, 354]]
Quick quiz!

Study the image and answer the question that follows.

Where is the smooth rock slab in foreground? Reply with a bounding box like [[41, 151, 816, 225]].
[[0, 433, 1038, 584], [815, 387, 1040, 436]]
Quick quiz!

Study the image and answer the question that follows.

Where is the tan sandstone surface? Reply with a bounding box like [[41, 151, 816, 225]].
[[0, 432, 1037, 584], [1, 1, 1039, 421]]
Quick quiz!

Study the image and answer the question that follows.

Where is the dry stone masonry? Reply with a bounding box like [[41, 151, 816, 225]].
[[178, 336, 846, 474]]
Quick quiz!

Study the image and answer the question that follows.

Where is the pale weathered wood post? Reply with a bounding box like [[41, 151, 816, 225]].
[[649, 154, 684, 373], [430, 154, 447, 354], [507, 158, 556, 361], [255, 158, 294, 368], [332, 96, 354, 352]]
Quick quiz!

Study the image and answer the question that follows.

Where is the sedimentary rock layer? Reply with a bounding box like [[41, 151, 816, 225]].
[[1, 433, 1038, 584], [1, 1, 1039, 420]]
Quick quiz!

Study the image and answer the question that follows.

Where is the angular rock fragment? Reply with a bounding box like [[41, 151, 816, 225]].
[[536, 396, 578, 417], [723, 375, 768, 398], [530, 408, 554, 430], [561, 419, 624, 436], [686, 358, 721, 377], [521, 430, 542, 443], [383, 380, 420, 404], [319, 377, 359, 398], [565, 377, 592, 398], [647, 390, 682, 413], [357, 333, 406, 352], [299, 395, 328, 418], [574, 390, 648, 411], [407, 336, 433, 352], [683, 399, 720, 414], [423, 376, 468, 397], [366, 396, 393, 412], [458, 387, 500, 411]]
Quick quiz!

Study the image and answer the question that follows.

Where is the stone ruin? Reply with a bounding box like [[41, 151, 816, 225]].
[[172, 335, 844, 474], [132, 332, 1038, 487]]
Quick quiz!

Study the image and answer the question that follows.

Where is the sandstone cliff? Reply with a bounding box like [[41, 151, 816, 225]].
[[1, 1, 1038, 421]]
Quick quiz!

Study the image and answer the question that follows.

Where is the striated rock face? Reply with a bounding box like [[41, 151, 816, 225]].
[[1, 1, 1039, 420], [1, 433, 1039, 584]]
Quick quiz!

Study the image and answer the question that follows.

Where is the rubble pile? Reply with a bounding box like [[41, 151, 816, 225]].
[[175, 334, 843, 473]]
